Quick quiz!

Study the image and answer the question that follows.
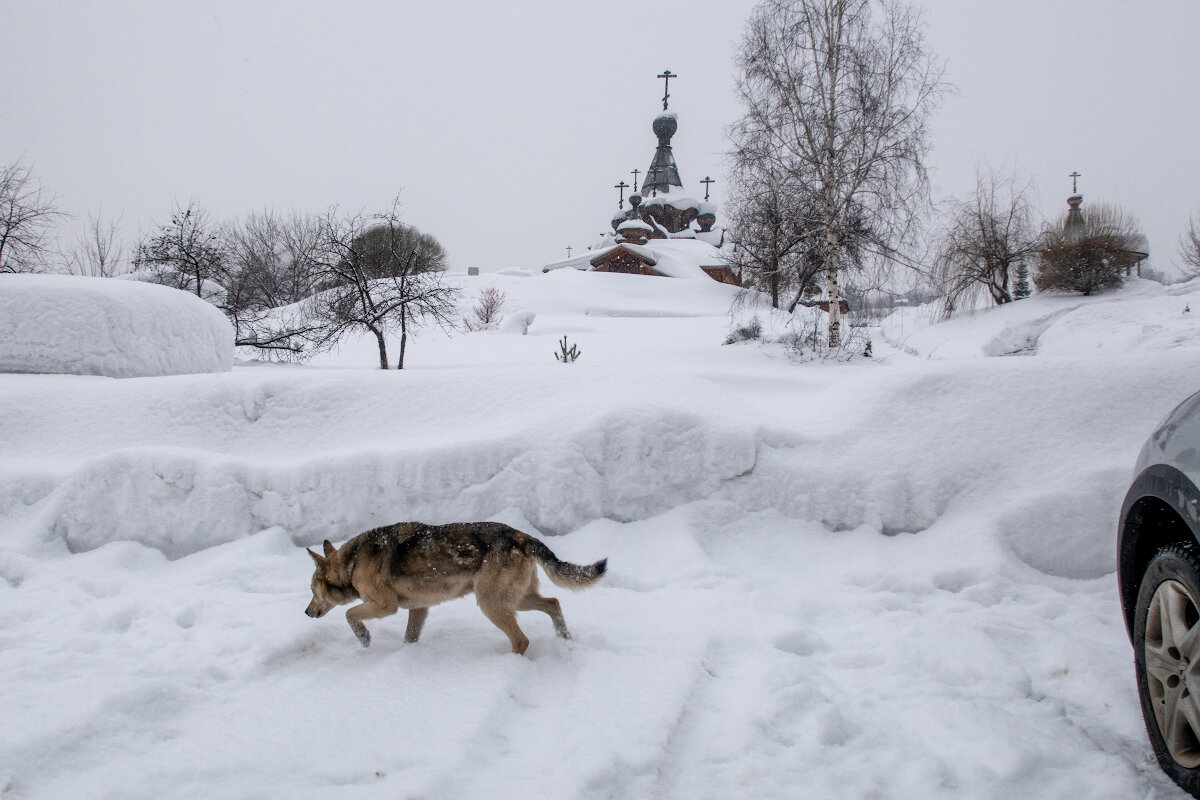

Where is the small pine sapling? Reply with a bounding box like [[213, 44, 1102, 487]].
[[1013, 262, 1031, 299], [554, 336, 581, 363]]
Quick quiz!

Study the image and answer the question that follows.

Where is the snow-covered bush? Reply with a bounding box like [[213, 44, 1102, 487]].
[[781, 307, 869, 362], [723, 315, 762, 344], [0, 274, 233, 377], [726, 297, 866, 361]]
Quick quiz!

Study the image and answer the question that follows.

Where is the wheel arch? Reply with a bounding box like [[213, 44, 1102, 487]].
[[1120, 464, 1200, 641]]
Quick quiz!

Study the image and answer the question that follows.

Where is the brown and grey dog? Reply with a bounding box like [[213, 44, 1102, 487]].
[[305, 521, 607, 655]]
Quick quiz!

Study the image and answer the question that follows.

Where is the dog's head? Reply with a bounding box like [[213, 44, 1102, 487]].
[[305, 540, 355, 618]]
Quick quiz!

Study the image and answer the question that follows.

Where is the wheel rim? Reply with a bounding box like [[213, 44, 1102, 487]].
[[1146, 578, 1200, 768]]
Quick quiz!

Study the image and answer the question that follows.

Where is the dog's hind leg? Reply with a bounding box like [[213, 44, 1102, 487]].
[[518, 586, 571, 639], [404, 607, 429, 643], [345, 600, 398, 648]]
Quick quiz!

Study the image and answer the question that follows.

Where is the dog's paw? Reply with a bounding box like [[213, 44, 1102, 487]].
[[351, 622, 371, 648]]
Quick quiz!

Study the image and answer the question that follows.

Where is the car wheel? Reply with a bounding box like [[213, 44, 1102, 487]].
[[1135, 542, 1200, 797]]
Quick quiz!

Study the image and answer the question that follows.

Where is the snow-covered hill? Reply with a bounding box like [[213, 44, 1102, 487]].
[[3, 271, 1200, 798]]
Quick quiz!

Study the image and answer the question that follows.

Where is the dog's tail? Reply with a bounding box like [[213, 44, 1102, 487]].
[[526, 537, 607, 590]]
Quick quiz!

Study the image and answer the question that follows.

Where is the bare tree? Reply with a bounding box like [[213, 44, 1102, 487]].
[[725, 145, 813, 309], [65, 208, 126, 277], [226, 210, 323, 309], [731, 0, 946, 345], [1180, 213, 1200, 279], [309, 200, 459, 369], [220, 211, 327, 360], [1035, 202, 1146, 296], [136, 200, 226, 299], [0, 159, 68, 273], [933, 168, 1039, 315], [463, 286, 506, 331]]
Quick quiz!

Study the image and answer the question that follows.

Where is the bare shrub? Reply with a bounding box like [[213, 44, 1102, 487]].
[[463, 287, 506, 332]]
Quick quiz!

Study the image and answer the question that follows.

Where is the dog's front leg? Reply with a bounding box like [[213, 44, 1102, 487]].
[[345, 601, 397, 648], [405, 608, 429, 643]]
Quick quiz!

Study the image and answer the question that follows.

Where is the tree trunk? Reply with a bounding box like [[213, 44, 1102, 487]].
[[825, 226, 842, 348], [769, 226, 780, 308], [396, 305, 408, 370], [372, 328, 389, 370]]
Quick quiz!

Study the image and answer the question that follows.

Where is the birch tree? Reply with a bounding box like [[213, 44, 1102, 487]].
[[731, 0, 945, 345]]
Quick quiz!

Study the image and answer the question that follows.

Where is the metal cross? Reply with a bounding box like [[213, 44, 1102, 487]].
[[631, 168, 640, 193], [566, 245, 573, 258], [646, 166, 660, 196], [614, 181, 629, 208], [1069, 171, 1081, 194], [700, 176, 715, 201], [657, 69, 677, 111]]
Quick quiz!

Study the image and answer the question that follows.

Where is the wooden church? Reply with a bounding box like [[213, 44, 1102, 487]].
[[543, 71, 738, 286]]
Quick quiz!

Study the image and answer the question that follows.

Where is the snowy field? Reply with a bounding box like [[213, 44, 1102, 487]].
[[3, 269, 1200, 798]]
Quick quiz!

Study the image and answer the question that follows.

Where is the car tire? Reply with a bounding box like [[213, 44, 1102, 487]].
[[1135, 541, 1200, 797]]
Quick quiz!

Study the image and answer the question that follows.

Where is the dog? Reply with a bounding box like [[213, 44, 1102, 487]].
[[305, 521, 606, 655]]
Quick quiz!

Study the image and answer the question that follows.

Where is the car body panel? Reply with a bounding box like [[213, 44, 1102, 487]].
[[1119, 390, 1200, 641]]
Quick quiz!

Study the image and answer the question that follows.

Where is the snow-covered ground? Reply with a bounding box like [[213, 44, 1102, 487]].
[[3, 271, 1200, 798]]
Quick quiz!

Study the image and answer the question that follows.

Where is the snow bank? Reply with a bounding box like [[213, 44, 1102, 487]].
[[880, 279, 1199, 360], [0, 274, 233, 378], [1, 369, 756, 558]]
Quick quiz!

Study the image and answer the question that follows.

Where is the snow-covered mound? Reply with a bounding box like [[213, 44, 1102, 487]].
[[880, 278, 1200, 359], [5, 268, 1200, 799], [0, 274, 233, 378]]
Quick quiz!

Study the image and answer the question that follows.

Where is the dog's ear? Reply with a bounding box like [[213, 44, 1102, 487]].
[[323, 539, 336, 558], [307, 547, 325, 567]]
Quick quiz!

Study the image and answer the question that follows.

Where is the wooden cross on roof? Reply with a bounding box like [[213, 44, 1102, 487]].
[[657, 69, 677, 111], [700, 176, 715, 201], [566, 245, 573, 258], [614, 181, 629, 208], [1069, 171, 1081, 194]]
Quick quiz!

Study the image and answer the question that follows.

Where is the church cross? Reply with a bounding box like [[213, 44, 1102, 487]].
[[1069, 171, 1081, 194], [700, 176, 715, 201], [615, 180, 629, 208], [566, 245, 573, 258], [631, 168, 640, 192], [657, 69, 677, 111]]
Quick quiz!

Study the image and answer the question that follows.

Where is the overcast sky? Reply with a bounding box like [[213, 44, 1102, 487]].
[[3, 1, 1198, 276]]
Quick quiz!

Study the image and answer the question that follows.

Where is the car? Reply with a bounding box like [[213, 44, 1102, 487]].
[[1119, 389, 1200, 796]]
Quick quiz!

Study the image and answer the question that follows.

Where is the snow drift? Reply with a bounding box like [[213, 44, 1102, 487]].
[[0, 274, 233, 378]]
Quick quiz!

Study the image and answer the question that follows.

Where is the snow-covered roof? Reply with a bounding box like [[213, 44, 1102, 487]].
[[590, 243, 657, 268], [638, 238, 727, 279], [542, 250, 602, 273], [543, 230, 728, 278]]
